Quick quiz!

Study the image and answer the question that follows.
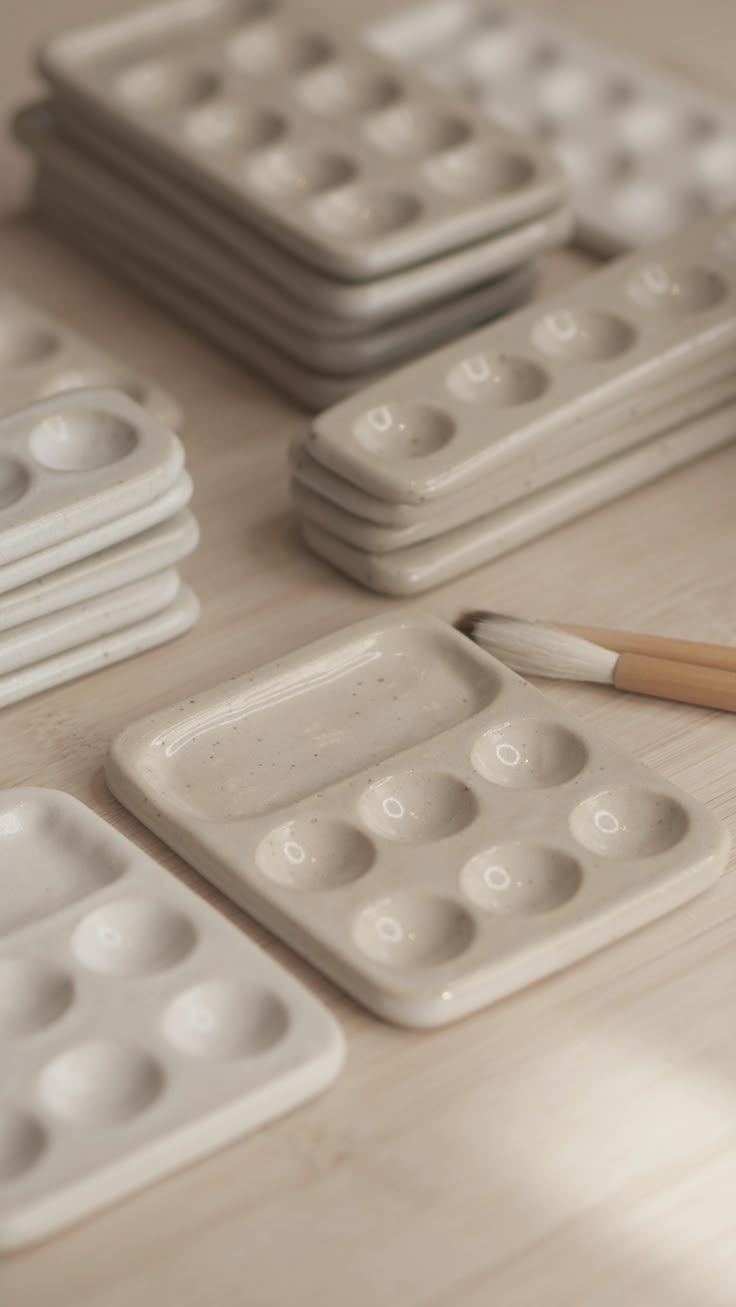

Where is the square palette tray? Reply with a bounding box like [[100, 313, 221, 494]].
[[0, 283, 180, 429], [105, 613, 731, 1028], [306, 209, 736, 504], [38, 0, 567, 281], [368, 0, 736, 254], [0, 788, 344, 1250], [0, 389, 184, 566]]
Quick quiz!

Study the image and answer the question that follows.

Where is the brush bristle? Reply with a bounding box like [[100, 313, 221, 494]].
[[458, 611, 618, 685]]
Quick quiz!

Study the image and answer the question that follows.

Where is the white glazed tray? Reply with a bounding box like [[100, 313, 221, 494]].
[[0, 389, 184, 565], [39, 99, 572, 326], [369, 0, 736, 254], [300, 399, 736, 593], [0, 510, 198, 633], [0, 583, 199, 707], [0, 283, 180, 429], [20, 104, 540, 376], [106, 612, 730, 1028], [0, 788, 344, 1250], [290, 355, 736, 543], [306, 209, 736, 503], [0, 470, 192, 595], [38, 0, 567, 279]]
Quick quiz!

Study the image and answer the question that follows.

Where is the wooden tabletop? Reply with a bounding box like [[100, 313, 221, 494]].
[[3, 1, 736, 1303]]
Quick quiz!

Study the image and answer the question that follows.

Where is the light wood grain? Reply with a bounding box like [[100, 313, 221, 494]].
[[2, 1, 736, 1303]]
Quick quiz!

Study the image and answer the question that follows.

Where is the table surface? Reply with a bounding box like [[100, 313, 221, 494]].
[[2, 1, 736, 1303]]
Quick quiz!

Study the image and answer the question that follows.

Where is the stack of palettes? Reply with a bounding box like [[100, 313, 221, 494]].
[[17, 0, 572, 410], [292, 209, 736, 594], [0, 287, 199, 707]]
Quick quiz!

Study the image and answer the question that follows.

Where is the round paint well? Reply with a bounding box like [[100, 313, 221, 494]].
[[310, 185, 421, 240], [353, 402, 454, 458], [359, 772, 478, 843], [446, 352, 549, 405], [116, 61, 219, 112], [246, 145, 356, 197], [71, 898, 196, 976], [39, 1042, 164, 1124], [460, 843, 582, 914], [353, 893, 476, 969], [531, 307, 636, 361], [257, 817, 374, 890], [163, 980, 289, 1059], [296, 63, 401, 117], [472, 719, 588, 789], [626, 262, 727, 314], [569, 789, 690, 859], [0, 958, 73, 1038], [28, 409, 138, 472]]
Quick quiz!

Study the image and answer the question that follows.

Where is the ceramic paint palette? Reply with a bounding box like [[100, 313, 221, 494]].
[[0, 284, 180, 429], [0, 788, 343, 1249], [0, 389, 184, 565], [299, 400, 736, 593], [305, 209, 736, 504], [38, 0, 567, 281], [0, 511, 198, 633], [106, 613, 730, 1028], [368, 0, 736, 253]]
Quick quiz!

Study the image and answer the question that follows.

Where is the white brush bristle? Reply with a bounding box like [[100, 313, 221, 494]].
[[466, 613, 618, 684]]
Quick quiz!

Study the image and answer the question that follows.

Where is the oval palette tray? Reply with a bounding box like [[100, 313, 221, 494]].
[[106, 613, 730, 1028]]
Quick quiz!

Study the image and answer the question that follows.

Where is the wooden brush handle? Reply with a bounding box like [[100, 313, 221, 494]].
[[560, 623, 736, 674], [614, 653, 736, 711]]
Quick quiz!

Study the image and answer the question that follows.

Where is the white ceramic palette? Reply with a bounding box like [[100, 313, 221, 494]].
[[105, 613, 730, 1028], [290, 352, 736, 543], [0, 788, 344, 1250], [299, 399, 736, 593], [305, 209, 736, 503], [19, 103, 552, 376], [0, 389, 184, 565], [38, 0, 567, 280], [0, 470, 192, 596], [21, 102, 571, 335], [0, 584, 199, 708], [0, 285, 180, 430], [368, 0, 736, 254], [0, 510, 198, 633]]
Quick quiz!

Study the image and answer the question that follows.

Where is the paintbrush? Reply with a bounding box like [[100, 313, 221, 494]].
[[456, 611, 736, 712]]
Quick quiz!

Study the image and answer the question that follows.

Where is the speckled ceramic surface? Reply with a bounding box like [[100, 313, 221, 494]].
[[0, 787, 344, 1250], [0, 284, 180, 430], [20, 103, 542, 376], [290, 359, 736, 545], [23, 102, 571, 328], [301, 401, 736, 593], [0, 584, 200, 707], [105, 613, 730, 1028], [306, 209, 736, 503], [369, 0, 736, 254], [38, 0, 567, 280], [0, 389, 184, 566], [0, 510, 198, 633], [0, 470, 192, 596]]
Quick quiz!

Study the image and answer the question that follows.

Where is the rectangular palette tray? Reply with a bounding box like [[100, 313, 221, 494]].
[[19, 104, 540, 377], [368, 0, 736, 254], [0, 389, 184, 566], [106, 613, 730, 1028], [0, 583, 199, 707], [306, 209, 736, 503], [0, 788, 343, 1250], [290, 355, 736, 545], [0, 510, 197, 633], [38, 0, 567, 280], [300, 399, 736, 593], [27, 100, 572, 327], [0, 283, 180, 430], [0, 470, 192, 596]]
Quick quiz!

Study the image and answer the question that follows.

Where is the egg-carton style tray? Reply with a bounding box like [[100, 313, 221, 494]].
[[0, 510, 197, 633], [0, 389, 184, 566], [368, 1, 736, 255], [290, 353, 736, 544], [0, 583, 199, 708], [106, 612, 730, 1028], [0, 788, 343, 1250], [0, 283, 180, 430], [0, 567, 181, 677], [38, 0, 568, 281], [0, 470, 192, 597], [306, 209, 736, 504], [300, 399, 736, 594], [20, 104, 542, 376], [33, 185, 375, 410], [27, 101, 571, 329]]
